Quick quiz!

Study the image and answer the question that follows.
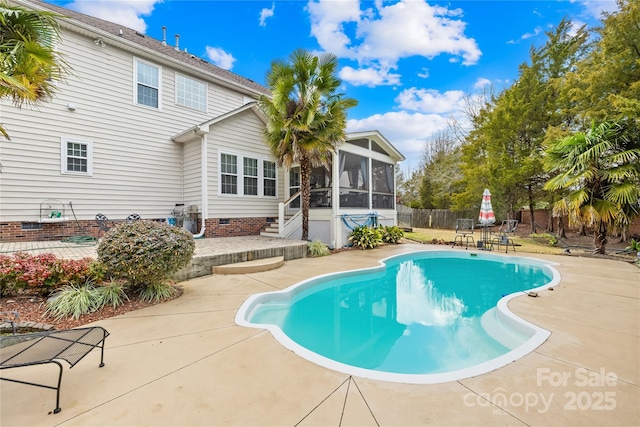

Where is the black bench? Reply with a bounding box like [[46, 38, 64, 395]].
[[0, 326, 109, 414]]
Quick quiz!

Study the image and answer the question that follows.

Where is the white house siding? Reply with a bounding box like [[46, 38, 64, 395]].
[[182, 140, 202, 212], [206, 109, 280, 218], [0, 26, 251, 224]]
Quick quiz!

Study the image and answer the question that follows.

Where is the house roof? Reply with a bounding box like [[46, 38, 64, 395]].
[[16, 0, 270, 97], [346, 130, 406, 162], [172, 102, 266, 143]]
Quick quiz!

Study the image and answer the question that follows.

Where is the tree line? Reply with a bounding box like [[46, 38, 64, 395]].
[[397, 0, 639, 253]]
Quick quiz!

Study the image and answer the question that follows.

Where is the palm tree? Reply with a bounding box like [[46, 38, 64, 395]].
[[258, 49, 357, 241], [0, 2, 65, 139], [544, 121, 640, 254]]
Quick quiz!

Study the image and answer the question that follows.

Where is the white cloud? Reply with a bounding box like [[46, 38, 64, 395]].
[[508, 26, 542, 44], [417, 68, 429, 79], [64, 0, 160, 33], [259, 3, 275, 27], [339, 65, 401, 87], [307, 0, 481, 87], [306, 0, 362, 56], [521, 27, 542, 40], [395, 88, 465, 114], [205, 47, 236, 70], [347, 111, 450, 161], [474, 78, 491, 90], [572, 0, 619, 18]]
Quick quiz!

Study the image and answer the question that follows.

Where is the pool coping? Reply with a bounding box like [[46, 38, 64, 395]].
[[235, 249, 562, 384]]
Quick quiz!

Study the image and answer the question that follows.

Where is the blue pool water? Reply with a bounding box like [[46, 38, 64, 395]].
[[237, 251, 559, 383]]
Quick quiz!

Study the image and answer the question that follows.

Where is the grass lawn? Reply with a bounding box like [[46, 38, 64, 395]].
[[405, 227, 566, 255]]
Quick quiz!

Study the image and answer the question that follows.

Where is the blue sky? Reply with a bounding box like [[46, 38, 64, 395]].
[[48, 0, 618, 171]]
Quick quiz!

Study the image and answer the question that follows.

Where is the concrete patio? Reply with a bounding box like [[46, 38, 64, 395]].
[[1, 244, 638, 426]]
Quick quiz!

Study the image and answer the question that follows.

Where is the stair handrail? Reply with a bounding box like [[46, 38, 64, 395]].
[[279, 190, 302, 233]]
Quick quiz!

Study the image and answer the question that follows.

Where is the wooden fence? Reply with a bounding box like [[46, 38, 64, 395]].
[[398, 208, 477, 229]]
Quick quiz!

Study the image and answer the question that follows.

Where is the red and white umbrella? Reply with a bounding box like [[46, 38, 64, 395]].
[[478, 189, 496, 225]]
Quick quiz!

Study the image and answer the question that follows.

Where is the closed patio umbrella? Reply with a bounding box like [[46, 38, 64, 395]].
[[478, 189, 495, 246]]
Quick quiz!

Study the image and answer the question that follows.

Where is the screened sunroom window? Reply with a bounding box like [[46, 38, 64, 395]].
[[372, 160, 394, 209], [339, 152, 369, 208]]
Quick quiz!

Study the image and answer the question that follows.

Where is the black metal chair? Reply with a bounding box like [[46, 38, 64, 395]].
[[492, 220, 518, 252], [95, 213, 110, 237], [452, 218, 475, 249]]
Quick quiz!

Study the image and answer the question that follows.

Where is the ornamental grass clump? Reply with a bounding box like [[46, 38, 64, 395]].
[[97, 220, 195, 297], [307, 239, 330, 257]]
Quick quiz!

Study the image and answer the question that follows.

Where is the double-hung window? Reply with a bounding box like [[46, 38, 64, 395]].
[[220, 154, 238, 194], [219, 153, 277, 197], [176, 74, 207, 111], [263, 161, 276, 197], [244, 157, 258, 196], [61, 138, 93, 176], [135, 59, 160, 109]]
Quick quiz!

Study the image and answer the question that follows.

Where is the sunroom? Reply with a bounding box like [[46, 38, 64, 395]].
[[262, 130, 405, 248]]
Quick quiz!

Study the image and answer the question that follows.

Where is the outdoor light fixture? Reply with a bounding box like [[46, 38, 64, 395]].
[[94, 38, 106, 47]]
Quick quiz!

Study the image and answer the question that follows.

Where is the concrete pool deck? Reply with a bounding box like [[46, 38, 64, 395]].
[[1, 244, 638, 426]]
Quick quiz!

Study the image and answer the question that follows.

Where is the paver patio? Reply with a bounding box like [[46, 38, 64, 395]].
[[1, 243, 638, 426]]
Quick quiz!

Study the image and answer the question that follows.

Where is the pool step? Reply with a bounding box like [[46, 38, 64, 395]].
[[212, 256, 284, 275]]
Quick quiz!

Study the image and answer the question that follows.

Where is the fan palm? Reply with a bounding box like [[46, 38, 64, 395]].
[[258, 49, 357, 241], [544, 121, 640, 254], [0, 2, 65, 139]]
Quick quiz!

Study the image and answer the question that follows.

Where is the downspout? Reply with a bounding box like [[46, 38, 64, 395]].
[[193, 130, 207, 238]]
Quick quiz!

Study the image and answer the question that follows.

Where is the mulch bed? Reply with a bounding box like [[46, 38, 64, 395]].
[[0, 288, 182, 331]]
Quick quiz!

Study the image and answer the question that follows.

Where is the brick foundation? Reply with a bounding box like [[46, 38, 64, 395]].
[[0, 217, 273, 242], [204, 217, 271, 238]]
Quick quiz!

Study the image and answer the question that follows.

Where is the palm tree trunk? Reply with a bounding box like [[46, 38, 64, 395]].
[[557, 216, 566, 239], [300, 156, 311, 241], [593, 221, 607, 254]]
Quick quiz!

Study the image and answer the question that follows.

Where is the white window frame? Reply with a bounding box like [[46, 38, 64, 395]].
[[263, 160, 277, 197], [243, 157, 259, 197], [133, 58, 162, 110], [218, 151, 277, 198], [60, 137, 93, 176], [220, 153, 238, 195], [175, 73, 207, 112]]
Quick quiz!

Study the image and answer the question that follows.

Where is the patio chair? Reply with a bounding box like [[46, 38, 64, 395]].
[[95, 213, 110, 237], [0, 326, 109, 414], [492, 220, 518, 253], [126, 213, 141, 221], [452, 218, 475, 249]]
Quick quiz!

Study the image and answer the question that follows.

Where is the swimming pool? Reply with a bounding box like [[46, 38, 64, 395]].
[[235, 250, 561, 384]]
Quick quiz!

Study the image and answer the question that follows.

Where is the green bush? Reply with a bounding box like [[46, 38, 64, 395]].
[[97, 220, 195, 289], [348, 225, 382, 249], [625, 239, 640, 252], [307, 239, 330, 257], [379, 225, 404, 243]]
